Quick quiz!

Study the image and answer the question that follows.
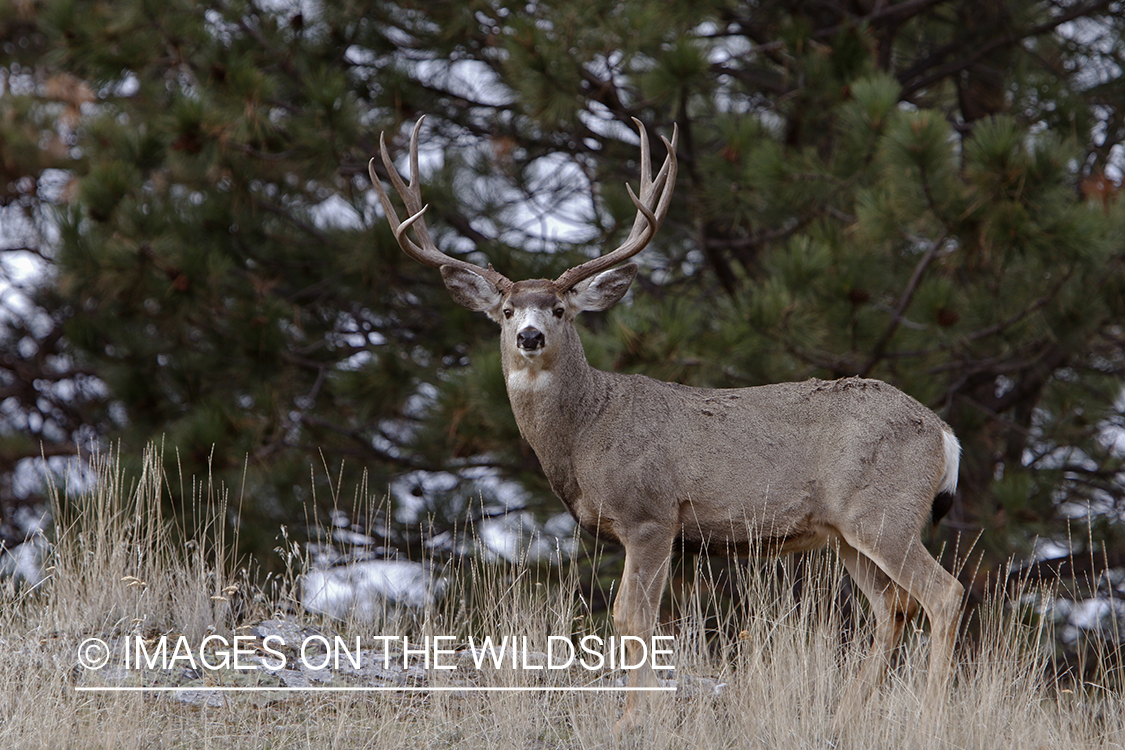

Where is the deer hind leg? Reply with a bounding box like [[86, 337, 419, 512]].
[[844, 530, 963, 703], [837, 540, 917, 694], [612, 521, 675, 735]]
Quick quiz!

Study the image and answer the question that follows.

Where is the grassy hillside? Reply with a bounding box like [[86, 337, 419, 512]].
[[1, 447, 1121, 748]]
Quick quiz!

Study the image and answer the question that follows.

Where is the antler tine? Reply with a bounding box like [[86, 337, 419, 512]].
[[554, 121, 678, 292], [617, 123, 675, 247], [370, 117, 512, 291], [636, 117, 651, 201]]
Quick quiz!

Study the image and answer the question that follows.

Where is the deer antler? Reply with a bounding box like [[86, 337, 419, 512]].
[[554, 118, 678, 292], [369, 117, 513, 292]]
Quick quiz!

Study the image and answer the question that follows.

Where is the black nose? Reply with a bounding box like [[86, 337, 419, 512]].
[[517, 327, 545, 350]]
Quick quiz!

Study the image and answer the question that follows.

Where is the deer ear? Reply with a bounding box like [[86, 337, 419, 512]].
[[441, 265, 504, 320], [568, 263, 638, 312]]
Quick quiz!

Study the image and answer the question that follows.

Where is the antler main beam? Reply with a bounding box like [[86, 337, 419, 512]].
[[554, 118, 678, 292], [369, 116, 512, 292], [372, 116, 676, 294]]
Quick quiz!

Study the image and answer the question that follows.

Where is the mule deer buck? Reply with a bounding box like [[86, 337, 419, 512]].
[[370, 118, 964, 729]]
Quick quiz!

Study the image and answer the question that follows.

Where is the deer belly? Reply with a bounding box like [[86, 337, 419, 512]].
[[676, 482, 824, 552]]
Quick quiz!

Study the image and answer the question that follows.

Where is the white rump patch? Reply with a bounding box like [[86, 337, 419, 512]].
[[939, 429, 961, 495]]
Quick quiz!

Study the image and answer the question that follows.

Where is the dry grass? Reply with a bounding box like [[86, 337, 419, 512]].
[[1, 446, 1121, 749]]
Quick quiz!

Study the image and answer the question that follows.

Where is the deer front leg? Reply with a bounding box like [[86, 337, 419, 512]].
[[612, 521, 675, 736]]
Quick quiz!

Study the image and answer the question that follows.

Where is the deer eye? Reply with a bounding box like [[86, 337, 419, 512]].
[[503, 309, 513, 319], [553, 307, 564, 319]]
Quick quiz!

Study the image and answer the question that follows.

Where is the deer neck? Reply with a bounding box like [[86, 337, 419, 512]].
[[500, 325, 605, 484]]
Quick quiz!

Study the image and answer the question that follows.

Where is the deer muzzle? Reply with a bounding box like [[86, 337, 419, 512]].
[[516, 327, 545, 351]]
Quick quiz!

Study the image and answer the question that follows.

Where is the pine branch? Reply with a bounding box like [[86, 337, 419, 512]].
[[816, 0, 950, 37], [962, 273, 1070, 343], [899, 0, 1114, 98], [859, 231, 948, 377]]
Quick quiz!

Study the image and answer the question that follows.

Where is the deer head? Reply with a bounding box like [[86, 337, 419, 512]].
[[368, 117, 677, 372]]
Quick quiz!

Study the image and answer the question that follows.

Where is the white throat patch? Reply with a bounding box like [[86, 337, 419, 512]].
[[508, 368, 551, 393], [506, 367, 553, 392]]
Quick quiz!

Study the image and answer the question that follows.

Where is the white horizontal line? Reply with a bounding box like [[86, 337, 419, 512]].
[[75, 686, 675, 693]]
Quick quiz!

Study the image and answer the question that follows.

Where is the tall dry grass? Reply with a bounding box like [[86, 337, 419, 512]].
[[0, 445, 1121, 749]]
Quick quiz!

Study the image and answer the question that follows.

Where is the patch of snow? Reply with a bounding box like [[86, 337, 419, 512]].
[[301, 559, 440, 620]]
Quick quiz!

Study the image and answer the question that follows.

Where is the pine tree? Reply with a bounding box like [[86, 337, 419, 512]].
[[0, 5, 109, 522], [2, 1, 1122, 606]]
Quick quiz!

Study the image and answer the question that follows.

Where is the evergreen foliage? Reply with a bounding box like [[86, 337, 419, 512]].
[[2, 1, 1123, 604]]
